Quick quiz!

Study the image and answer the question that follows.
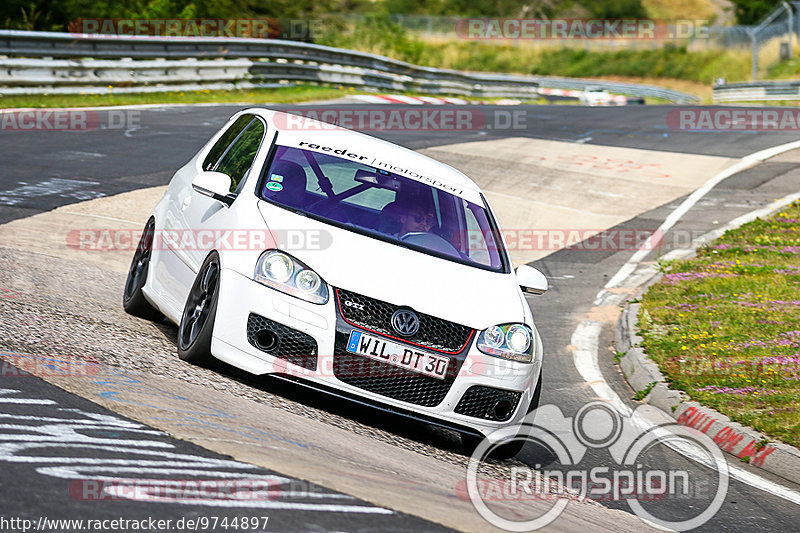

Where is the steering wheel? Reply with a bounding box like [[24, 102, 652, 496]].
[[399, 231, 461, 256], [399, 231, 427, 241]]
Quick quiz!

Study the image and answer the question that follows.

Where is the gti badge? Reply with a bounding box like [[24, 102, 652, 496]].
[[344, 300, 365, 311]]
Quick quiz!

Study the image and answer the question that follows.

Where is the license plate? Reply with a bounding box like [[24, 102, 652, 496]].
[[346, 330, 449, 380]]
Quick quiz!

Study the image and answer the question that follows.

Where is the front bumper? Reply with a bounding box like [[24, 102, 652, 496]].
[[211, 268, 542, 441]]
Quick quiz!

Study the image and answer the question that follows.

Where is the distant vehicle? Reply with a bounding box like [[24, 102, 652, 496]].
[[579, 86, 612, 106], [123, 108, 548, 459]]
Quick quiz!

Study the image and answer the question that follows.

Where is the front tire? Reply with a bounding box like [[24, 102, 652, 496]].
[[177, 251, 221, 366], [123, 218, 164, 321]]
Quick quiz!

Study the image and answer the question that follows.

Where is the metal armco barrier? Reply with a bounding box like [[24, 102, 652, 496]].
[[713, 81, 800, 102], [0, 57, 252, 86], [0, 30, 699, 103]]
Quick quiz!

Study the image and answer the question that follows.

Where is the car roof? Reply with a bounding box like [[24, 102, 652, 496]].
[[244, 108, 483, 200]]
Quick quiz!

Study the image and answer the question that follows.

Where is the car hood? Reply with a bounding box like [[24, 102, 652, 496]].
[[257, 201, 526, 329]]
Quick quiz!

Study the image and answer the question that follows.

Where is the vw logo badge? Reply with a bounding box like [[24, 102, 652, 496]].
[[391, 309, 420, 337]]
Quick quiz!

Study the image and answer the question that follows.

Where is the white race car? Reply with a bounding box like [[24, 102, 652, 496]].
[[123, 108, 548, 458], [579, 86, 611, 106]]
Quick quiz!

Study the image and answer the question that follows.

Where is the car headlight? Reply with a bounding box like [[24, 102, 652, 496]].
[[477, 323, 534, 362], [254, 250, 329, 304]]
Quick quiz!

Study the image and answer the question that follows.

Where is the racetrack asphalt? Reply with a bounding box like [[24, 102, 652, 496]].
[[1, 102, 799, 531]]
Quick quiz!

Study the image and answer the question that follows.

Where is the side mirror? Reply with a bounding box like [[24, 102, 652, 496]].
[[516, 265, 548, 295], [192, 171, 234, 206]]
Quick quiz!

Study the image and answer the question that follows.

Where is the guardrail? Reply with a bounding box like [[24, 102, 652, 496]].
[[0, 57, 251, 86], [713, 80, 800, 102], [0, 30, 699, 103]]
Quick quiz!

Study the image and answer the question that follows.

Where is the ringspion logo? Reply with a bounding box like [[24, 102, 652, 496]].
[[462, 402, 729, 531]]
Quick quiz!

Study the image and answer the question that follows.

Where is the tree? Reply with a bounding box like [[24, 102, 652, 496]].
[[728, 0, 781, 25]]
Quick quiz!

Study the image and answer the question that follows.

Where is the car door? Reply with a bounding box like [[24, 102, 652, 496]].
[[174, 114, 268, 294]]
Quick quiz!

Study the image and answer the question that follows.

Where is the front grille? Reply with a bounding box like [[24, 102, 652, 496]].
[[246, 313, 317, 371], [332, 334, 456, 407], [454, 386, 522, 421], [335, 288, 473, 353]]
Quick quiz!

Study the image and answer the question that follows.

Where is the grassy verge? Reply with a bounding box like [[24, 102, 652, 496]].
[[0, 84, 351, 109], [639, 201, 800, 448], [317, 15, 756, 87], [0, 84, 549, 109]]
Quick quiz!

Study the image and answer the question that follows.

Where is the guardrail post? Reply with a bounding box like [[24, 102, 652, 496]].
[[784, 1, 794, 58], [794, 2, 800, 42], [749, 28, 758, 81]]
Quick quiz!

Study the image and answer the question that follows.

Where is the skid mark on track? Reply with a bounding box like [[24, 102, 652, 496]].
[[0, 178, 105, 206]]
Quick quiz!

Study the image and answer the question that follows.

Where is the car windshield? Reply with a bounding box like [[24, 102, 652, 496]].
[[258, 144, 506, 271]]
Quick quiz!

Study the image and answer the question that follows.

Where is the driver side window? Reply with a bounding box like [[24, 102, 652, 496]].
[[203, 115, 266, 193]]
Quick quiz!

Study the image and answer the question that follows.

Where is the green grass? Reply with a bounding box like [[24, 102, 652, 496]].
[[639, 201, 800, 448], [317, 15, 752, 85], [0, 83, 549, 110], [0, 84, 351, 109], [767, 58, 800, 79], [525, 47, 748, 83], [633, 381, 657, 401]]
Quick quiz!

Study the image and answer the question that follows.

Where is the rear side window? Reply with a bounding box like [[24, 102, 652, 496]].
[[203, 115, 266, 192]]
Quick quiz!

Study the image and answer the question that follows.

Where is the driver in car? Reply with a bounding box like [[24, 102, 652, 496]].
[[399, 204, 435, 235]]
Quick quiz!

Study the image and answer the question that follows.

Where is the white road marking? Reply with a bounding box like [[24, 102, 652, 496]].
[[606, 139, 800, 289], [129, 501, 393, 512], [0, 398, 57, 404], [588, 189, 625, 198], [56, 151, 106, 159], [0, 388, 393, 514], [570, 139, 800, 504]]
